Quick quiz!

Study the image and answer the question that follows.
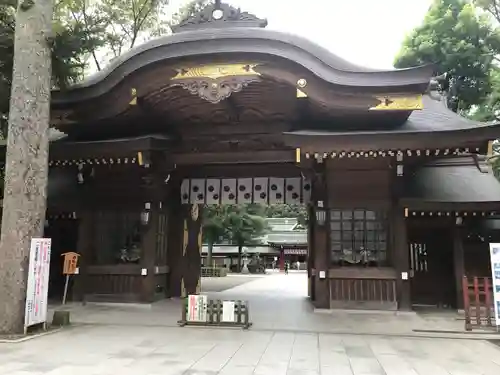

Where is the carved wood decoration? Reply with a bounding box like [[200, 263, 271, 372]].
[[171, 2, 268, 32], [170, 64, 262, 104], [180, 177, 312, 205]]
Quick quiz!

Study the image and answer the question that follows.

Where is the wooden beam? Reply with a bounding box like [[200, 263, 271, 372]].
[[177, 162, 311, 178], [172, 150, 296, 165]]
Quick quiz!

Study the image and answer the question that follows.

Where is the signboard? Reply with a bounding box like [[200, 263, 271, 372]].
[[187, 295, 207, 322], [222, 301, 236, 322], [24, 238, 52, 329], [489, 243, 500, 326], [283, 249, 308, 255], [61, 252, 80, 275]]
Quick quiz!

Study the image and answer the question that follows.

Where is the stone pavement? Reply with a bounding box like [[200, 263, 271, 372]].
[[54, 272, 500, 339], [2, 272, 500, 374], [1, 324, 500, 375]]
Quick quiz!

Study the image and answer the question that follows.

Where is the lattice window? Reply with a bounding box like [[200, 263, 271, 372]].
[[330, 209, 387, 266]]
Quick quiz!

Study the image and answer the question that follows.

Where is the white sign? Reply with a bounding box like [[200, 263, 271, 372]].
[[401, 272, 408, 280], [187, 295, 207, 322], [222, 301, 236, 322], [24, 238, 52, 329], [489, 243, 500, 326]]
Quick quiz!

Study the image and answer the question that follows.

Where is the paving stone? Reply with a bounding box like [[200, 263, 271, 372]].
[[320, 365, 354, 375], [1, 274, 500, 375], [348, 358, 385, 375], [345, 345, 375, 358]]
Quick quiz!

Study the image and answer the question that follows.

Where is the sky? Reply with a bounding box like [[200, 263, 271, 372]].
[[168, 0, 433, 69]]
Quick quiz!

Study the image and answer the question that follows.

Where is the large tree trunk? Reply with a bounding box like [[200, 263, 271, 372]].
[[0, 0, 53, 334]]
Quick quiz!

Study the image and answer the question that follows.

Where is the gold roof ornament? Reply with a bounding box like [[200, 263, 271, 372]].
[[170, 64, 262, 104], [370, 94, 423, 111], [171, 64, 260, 80]]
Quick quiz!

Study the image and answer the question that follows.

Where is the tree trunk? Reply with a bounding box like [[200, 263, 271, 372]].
[[238, 244, 242, 273], [0, 0, 53, 334], [207, 241, 213, 267]]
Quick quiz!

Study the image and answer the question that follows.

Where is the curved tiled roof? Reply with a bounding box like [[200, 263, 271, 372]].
[[284, 95, 497, 137], [52, 28, 433, 104]]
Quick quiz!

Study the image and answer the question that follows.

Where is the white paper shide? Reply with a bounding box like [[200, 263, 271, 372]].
[[24, 238, 52, 329], [489, 243, 500, 326]]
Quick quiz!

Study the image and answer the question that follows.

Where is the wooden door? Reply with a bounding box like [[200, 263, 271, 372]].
[[409, 229, 456, 308]]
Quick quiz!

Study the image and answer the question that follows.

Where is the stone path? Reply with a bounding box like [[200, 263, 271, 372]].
[[2, 272, 500, 374], [52, 272, 500, 338], [1, 324, 500, 375]]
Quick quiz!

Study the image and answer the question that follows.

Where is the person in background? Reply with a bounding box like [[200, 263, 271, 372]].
[[296, 260, 300, 270], [284, 262, 289, 275]]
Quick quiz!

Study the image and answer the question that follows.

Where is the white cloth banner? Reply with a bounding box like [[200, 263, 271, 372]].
[[24, 238, 52, 329], [489, 243, 500, 326]]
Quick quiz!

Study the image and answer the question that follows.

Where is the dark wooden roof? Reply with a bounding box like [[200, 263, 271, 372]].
[[51, 6, 433, 106], [0, 134, 171, 162], [44, 2, 495, 153], [402, 156, 500, 209], [283, 95, 500, 152]]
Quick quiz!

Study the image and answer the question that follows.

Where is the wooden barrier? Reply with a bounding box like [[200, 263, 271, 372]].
[[462, 276, 495, 331], [178, 297, 252, 329]]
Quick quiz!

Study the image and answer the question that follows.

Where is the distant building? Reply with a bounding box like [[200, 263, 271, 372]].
[[202, 217, 308, 270]]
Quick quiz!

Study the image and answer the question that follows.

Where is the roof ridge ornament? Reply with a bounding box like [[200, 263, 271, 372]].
[[171, 1, 268, 33], [428, 72, 449, 103]]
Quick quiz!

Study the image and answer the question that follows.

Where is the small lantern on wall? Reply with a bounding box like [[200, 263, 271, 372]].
[[141, 202, 151, 226]]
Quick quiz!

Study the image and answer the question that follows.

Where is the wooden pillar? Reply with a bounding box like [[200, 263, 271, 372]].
[[307, 204, 315, 299], [140, 202, 160, 303], [393, 207, 411, 310], [181, 204, 203, 297], [167, 178, 183, 297], [311, 161, 330, 309], [138, 150, 169, 302], [73, 210, 94, 302], [452, 225, 465, 309]]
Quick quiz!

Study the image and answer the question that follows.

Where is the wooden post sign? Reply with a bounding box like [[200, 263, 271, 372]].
[[61, 252, 80, 305]]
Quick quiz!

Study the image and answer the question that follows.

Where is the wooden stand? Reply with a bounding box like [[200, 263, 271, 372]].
[[178, 298, 252, 329]]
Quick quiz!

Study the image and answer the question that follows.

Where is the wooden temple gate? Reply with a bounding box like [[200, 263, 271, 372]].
[[3, 2, 500, 311]]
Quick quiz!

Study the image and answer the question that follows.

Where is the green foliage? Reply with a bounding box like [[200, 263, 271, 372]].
[[202, 205, 226, 245], [223, 205, 268, 247], [203, 204, 269, 272], [202, 204, 269, 246], [470, 68, 500, 121], [170, 0, 213, 25], [0, 0, 205, 137], [0, 1, 103, 137], [54, 0, 171, 70], [395, 0, 500, 112]]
